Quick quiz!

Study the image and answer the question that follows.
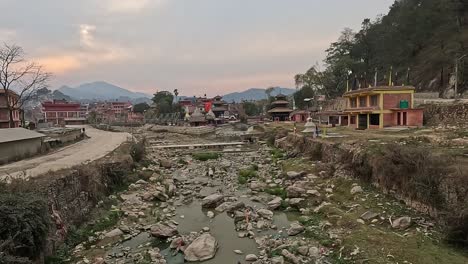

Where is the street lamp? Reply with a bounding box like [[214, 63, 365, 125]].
[[304, 98, 312, 117], [455, 54, 467, 98]]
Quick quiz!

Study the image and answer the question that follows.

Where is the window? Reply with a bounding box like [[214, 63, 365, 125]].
[[349, 97, 357, 108], [370, 114, 380, 126], [370, 95, 379, 106], [359, 96, 367, 107], [58, 112, 67, 117]]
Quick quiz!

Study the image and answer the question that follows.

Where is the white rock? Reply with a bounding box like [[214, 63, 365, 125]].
[[350, 186, 363, 195], [245, 254, 258, 261], [184, 233, 218, 262]]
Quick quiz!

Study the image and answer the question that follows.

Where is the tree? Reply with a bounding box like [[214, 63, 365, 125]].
[[152, 91, 174, 114], [133, 102, 150, 113], [0, 44, 50, 127], [243, 101, 262, 116]]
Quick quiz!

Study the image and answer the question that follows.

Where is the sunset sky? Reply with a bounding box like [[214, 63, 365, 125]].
[[0, 0, 394, 96]]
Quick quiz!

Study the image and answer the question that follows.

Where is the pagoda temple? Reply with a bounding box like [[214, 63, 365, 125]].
[[267, 94, 293, 121]]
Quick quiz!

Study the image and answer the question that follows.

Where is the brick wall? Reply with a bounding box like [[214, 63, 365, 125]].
[[407, 110, 424, 127], [383, 113, 394, 127], [383, 94, 412, 109]]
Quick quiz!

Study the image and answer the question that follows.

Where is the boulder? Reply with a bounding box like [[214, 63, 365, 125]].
[[245, 254, 258, 261], [249, 181, 266, 191], [271, 256, 285, 264], [350, 185, 363, 195], [105, 228, 123, 238], [289, 198, 306, 208], [159, 158, 172, 169], [202, 194, 225, 208], [150, 223, 178, 238], [308, 246, 319, 258], [287, 222, 305, 236], [391, 216, 412, 229], [286, 186, 306, 198], [215, 201, 245, 213], [184, 233, 218, 262], [267, 197, 283, 210], [360, 211, 379, 221], [257, 208, 274, 220]]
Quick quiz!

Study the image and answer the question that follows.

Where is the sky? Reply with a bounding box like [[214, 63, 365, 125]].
[[0, 0, 394, 96]]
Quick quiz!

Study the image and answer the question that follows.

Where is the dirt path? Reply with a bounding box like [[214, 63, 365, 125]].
[[0, 126, 131, 180]]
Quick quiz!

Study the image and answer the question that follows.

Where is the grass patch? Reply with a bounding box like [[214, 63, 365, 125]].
[[264, 187, 287, 199], [270, 148, 285, 161], [192, 152, 220, 161], [238, 167, 258, 184]]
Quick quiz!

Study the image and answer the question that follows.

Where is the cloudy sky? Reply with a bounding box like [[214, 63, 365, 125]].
[[0, 0, 394, 96]]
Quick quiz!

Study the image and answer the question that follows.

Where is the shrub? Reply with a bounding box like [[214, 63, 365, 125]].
[[0, 192, 50, 261], [264, 187, 287, 199], [238, 168, 258, 184], [270, 148, 285, 160], [192, 152, 220, 161]]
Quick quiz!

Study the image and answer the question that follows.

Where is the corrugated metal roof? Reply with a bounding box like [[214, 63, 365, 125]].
[[0, 128, 45, 144]]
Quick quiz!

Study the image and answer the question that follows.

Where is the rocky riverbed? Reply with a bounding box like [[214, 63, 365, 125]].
[[69, 131, 466, 264]]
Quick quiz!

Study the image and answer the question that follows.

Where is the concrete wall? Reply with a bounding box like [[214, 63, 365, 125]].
[[0, 138, 43, 164]]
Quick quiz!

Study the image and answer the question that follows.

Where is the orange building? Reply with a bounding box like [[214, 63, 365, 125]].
[[343, 86, 423, 129]]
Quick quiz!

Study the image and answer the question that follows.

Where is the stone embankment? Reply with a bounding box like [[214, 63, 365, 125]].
[[422, 102, 468, 127]]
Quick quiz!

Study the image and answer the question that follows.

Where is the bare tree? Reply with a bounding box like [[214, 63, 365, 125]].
[[0, 44, 51, 127]]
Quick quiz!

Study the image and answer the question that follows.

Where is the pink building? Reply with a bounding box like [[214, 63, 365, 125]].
[[42, 100, 87, 125]]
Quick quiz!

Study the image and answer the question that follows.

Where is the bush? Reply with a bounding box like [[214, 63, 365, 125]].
[[238, 168, 258, 184], [264, 187, 287, 199], [192, 152, 220, 161], [0, 192, 50, 261]]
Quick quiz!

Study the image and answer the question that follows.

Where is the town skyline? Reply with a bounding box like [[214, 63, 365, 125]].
[[0, 0, 394, 96]]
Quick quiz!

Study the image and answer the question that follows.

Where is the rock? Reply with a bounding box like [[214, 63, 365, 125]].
[[105, 228, 123, 238], [159, 158, 172, 169], [360, 211, 379, 221], [215, 201, 245, 213], [286, 171, 305, 180], [170, 237, 185, 249], [207, 211, 215, 218], [307, 190, 321, 197], [281, 249, 300, 264], [234, 250, 243, 255], [184, 233, 218, 262], [271, 256, 285, 264], [391, 216, 412, 229], [256, 220, 266, 229], [202, 194, 225, 208], [257, 209, 274, 220], [136, 179, 148, 185], [289, 198, 305, 208], [308, 246, 319, 258], [249, 181, 266, 191], [245, 254, 258, 261], [150, 223, 178, 238], [287, 222, 305, 236], [297, 246, 309, 256], [356, 219, 365, 225], [350, 186, 363, 195], [267, 197, 283, 210], [286, 186, 306, 198]]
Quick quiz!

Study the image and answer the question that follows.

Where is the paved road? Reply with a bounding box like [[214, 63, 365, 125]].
[[0, 126, 131, 180]]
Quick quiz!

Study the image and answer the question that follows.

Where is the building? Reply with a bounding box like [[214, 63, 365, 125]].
[[0, 90, 20, 128], [290, 110, 309, 123], [0, 128, 45, 164], [343, 86, 423, 129], [267, 94, 293, 121], [211, 96, 229, 118], [42, 100, 87, 125]]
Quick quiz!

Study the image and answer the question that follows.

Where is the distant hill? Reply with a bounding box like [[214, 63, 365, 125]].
[[222, 87, 295, 103], [58, 81, 151, 101]]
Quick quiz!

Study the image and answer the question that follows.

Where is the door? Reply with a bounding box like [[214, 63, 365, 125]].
[[403, 112, 407, 126], [358, 114, 368, 130], [397, 112, 401, 126]]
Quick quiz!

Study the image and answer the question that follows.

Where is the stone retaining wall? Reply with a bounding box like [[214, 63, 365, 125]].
[[149, 125, 215, 135], [422, 102, 468, 127]]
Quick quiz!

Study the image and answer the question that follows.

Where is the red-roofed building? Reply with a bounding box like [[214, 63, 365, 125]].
[[42, 100, 87, 125], [0, 90, 20, 128]]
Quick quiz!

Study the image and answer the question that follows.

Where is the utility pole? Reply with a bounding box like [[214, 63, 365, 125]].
[[455, 54, 467, 98]]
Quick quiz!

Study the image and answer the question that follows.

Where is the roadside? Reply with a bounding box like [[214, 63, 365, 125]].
[[0, 126, 131, 180]]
